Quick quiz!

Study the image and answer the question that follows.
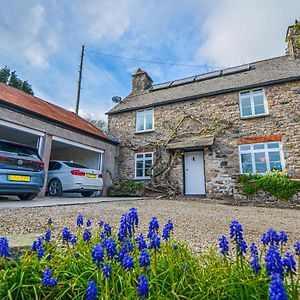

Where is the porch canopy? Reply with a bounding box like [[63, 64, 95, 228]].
[[166, 135, 215, 151]]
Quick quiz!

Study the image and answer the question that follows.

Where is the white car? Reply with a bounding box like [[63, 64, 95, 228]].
[[47, 160, 103, 197]]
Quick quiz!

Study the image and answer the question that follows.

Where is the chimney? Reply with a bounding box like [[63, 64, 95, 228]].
[[286, 20, 300, 59], [132, 68, 153, 93]]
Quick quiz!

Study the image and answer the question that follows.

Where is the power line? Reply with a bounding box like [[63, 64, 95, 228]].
[[86, 52, 125, 95], [87, 50, 220, 69]]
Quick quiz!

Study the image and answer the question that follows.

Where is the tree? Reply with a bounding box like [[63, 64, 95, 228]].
[[0, 66, 34, 95], [85, 118, 107, 131]]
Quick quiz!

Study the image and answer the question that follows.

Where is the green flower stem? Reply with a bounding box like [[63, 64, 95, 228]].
[[105, 277, 109, 300], [154, 249, 159, 299]]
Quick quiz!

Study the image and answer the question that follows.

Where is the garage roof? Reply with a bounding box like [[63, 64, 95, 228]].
[[0, 83, 114, 143]]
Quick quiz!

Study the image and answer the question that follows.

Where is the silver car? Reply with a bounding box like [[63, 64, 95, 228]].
[[47, 160, 103, 197]]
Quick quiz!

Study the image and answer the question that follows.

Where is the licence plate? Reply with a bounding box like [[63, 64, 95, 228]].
[[86, 173, 96, 179], [7, 175, 31, 182]]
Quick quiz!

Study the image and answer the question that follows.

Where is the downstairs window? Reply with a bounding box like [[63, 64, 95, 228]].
[[239, 142, 284, 174], [135, 152, 153, 179]]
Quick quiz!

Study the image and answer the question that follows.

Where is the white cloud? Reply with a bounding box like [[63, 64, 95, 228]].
[[81, 0, 131, 42], [24, 43, 49, 68], [195, 0, 300, 66]]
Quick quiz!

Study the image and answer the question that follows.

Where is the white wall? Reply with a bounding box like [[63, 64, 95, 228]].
[[50, 146, 101, 170]]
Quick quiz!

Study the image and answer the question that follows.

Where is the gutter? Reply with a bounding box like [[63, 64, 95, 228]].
[[106, 76, 300, 115], [0, 99, 119, 146]]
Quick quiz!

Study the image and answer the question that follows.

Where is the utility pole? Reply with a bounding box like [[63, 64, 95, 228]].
[[75, 45, 85, 114]]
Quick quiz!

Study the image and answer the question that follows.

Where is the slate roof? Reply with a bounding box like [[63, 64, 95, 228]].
[[107, 55, 300, 115], [0, 83, 114, 143], [166, 135, 215, 150]]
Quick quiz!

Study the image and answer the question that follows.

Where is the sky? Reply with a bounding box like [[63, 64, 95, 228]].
[[0, 0, 299, 121]]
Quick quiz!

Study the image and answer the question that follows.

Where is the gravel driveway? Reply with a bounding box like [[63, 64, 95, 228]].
[[0, 199, 299, 252]]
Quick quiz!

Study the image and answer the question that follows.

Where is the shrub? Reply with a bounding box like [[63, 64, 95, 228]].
[[239, 171, 300, 200], [0, 210, 299, 299]]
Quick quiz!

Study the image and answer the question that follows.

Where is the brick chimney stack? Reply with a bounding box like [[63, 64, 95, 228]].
[[132, 68, 153, 93], [286, 20, 300, 59]]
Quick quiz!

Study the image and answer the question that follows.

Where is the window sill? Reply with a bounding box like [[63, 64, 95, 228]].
[[135, 130, 155, 134], [134, 177, 151, 181], [240, 113, 270, 120]]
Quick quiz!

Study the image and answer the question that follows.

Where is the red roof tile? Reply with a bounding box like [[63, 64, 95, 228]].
[[0, 83, 111, 141]]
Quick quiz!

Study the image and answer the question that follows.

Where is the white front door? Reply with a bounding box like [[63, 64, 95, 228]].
[[184, 151, 205, 195]]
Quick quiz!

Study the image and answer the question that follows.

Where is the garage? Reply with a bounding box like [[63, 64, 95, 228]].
[[0, 119, 44, 154], [50, 136, 103, 171], [0, 82, 118, 198]]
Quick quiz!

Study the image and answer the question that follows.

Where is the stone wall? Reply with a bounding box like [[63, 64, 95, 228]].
[[108, 81, 300, 200]]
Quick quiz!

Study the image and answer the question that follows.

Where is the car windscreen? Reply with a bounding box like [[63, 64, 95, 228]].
[[0, 141, 40, 159], [64, 162, 88, 169]]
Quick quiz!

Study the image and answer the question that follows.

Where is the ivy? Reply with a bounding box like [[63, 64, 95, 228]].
[[239, 173, 300, 200]]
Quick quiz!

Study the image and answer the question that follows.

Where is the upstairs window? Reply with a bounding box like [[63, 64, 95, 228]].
[[239, 142, 284, 174], [136, 109, 154, 132], [135, 152, 153, 179], [239, 89, 267, 118]]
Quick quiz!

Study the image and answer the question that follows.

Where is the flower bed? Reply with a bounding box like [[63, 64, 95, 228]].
[[0, 208, 299, 299], [238, 171, 300, 200]]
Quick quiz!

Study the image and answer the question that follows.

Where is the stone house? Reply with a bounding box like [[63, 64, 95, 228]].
[[107, 22, 300, 200]]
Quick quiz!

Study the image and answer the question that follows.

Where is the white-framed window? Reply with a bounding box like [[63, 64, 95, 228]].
[[136, 109, 154, 132], [239, 89, 268, 118], [239, 142, 284, 174], [135, 152, 153, 179]]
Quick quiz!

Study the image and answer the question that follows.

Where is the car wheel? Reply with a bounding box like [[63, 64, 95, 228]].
[[81, 191, 94, 197], [48, 179, 63, 197], [18, 193, 38, 201]]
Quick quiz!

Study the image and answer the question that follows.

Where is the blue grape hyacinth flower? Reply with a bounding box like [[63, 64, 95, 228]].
[[129, 207, 139, 227], [238, 240, 247, 256], [42, 268, 57, 287], [122, 253, 134, 271], [86, 280, 97, 300], [282, 252, 296, 274], [32, 237, 42, 251], [118, 213, 133, 241], [261, 228, 280, 246], [149, 233, 161, 249], [91, 243, 104, 268], [102, 263, 112, 278], [218, 235, 229, 256], [250, 243, 261, 273], [47, 218, 52, 225], [105, 238, 117, 259], [265, 246, 283, 276], [83, 228, 92, 242], [0, 237, 11, 258], [45, 229, 51, 242], [77, 215, 84, 227], [269, 273, 287, 300], [86, 219, 92, 227], [139, 249, 151, 268], [103, 223, 112, 237], [294, 242, 300, 255], [136, 233, 147, 251], [42, 268, 51, 286], [70, 235, 77, 245], [230, 220, 244, 242], [147, 216, 159, 238], [37, 244, 44, 259], [162, 220, 173, 240], [279, 231, 288, 245], [137, 274, 149, 299], [62, 227, 72, 243]]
